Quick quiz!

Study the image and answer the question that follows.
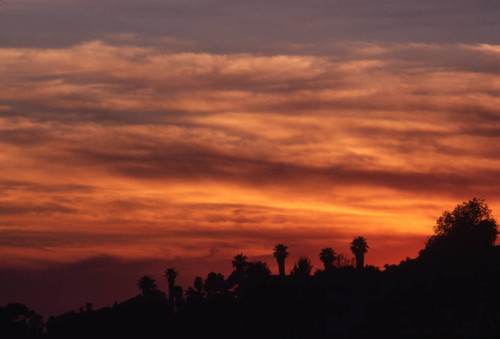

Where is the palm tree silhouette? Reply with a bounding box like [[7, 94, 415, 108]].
[[230, 253, 249, 288], [137, 275, 157, 296], [319, 247, 337, 271], [232, 253, 248, 273], [273, 243, 289, 277], [350, 236, 369, 269], [164, 268, 178, 302]]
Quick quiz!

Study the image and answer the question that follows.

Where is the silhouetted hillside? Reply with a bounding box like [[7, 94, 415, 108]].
[[3, 198, 500, 338]]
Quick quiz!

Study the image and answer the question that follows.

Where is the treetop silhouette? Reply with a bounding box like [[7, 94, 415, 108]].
[[232, 253, 248, 273], [350, 236, 368, 269], [204, 272, 226, 296], [273, 243, 289, 276], [245, 260, 271, 284], [164, 268, 178, 302], [319, 247, 337, 271], [420, 197, 498, 259], [137, 275, 157, 297], [290, 256, 313, 277]]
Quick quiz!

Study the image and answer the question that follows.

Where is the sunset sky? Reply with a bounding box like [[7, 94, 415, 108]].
[[2, 0, 500, 316]]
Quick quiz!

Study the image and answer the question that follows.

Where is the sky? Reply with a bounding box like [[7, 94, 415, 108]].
[[2, 0, 500, 316]]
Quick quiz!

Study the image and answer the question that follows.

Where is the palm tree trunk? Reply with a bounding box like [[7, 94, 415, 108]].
[[355, 253, 364, 269], [278, 258, 285, 276], [168, 281, 175, 302]]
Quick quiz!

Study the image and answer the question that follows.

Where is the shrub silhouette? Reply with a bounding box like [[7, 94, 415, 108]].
[[290, 256, 313, 277]]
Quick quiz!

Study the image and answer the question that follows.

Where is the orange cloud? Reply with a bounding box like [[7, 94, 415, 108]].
[[1, 41, 500, 284]]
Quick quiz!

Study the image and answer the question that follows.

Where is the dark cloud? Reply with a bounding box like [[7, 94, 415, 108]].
[[461, 125, 500, 138], [52, 138, 496, 198], [0, 128, 56, 146], [0, 180, 95, 194], [0, 203, 364, 250], [0, 202, 76, 215], [0, 229, 161, 248], [3, 0, 500, 51]]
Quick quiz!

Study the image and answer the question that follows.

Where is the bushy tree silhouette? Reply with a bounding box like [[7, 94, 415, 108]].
[[245, 260, 271, 283], [194, 276, 204, 293], [186, 276, 205, 301], [290, 256, 313, 277], [273, 244, 289, 276], [350, 236, 368, 269], [333, 253, 355, 268], [0, 303, 44, 338], [420, 197, 498, 259], [204, 272, 226, 296]]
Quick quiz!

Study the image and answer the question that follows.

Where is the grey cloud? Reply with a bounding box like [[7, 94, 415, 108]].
[[58, 139, 498, 197], [3, 0, 500, 51], [0, 229, 159, 248], [0, 128, 56, 146]]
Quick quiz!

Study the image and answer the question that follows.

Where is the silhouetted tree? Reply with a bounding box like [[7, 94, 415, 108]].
[[350, 236, 369, 269], [185, 287, 198, 301], [85, 303, 93, 312], [186, 277, 205, 300], [186, 277, 204, 301], [420, 198, 498, 259], [137, 275, 157, 296], [290, 256, 313, 277], [319, 247, 337, 271], [273, 243, 289, 276], [194, 276, 204, 293], [173, 285, 184, 311], [229, 253, 248, 288], [246, 260, 271, 284], [333, 253, 356, 268], [164, 268, 178, 302], [232, 253, 248, 273], [0, 303, 43, 338], [204, 272, 226, 296]]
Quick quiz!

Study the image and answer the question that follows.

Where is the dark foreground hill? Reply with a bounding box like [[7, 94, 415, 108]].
[[3, 247, 500, 339]]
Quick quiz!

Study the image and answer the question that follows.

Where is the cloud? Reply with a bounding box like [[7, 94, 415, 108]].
[[4, 0, 500, 51], [3, 0, 500, 317], [0, 202, 76, 216], [1, 41, 500, 309], [0, 180, 95, 194]]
